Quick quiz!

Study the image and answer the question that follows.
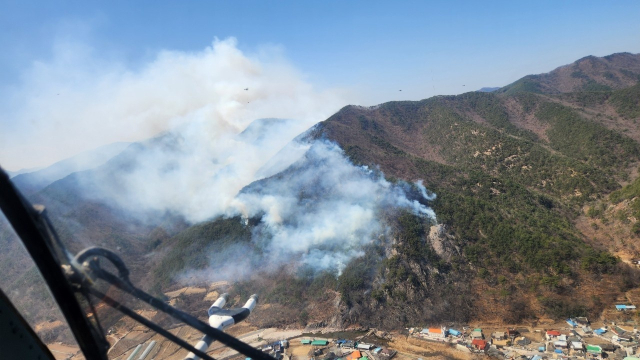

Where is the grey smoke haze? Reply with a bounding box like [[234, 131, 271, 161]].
[[177, 138, 436, 283], [1, 36, 438, 282], [0, 38, 347, 171], [232, 139, 436, 272]]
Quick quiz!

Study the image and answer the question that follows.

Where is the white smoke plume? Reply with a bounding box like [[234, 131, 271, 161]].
[[1, 37, 437, 281], [0, 37, 344, 171], [230, 139, 436, 272], [176, 137, 437, 283]]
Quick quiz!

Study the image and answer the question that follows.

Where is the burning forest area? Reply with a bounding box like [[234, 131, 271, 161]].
[[2, 10, 640, 360]]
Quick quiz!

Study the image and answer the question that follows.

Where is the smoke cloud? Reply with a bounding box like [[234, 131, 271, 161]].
[[176, 136, 437, 282], [2, 37, 437, 281], [0, 37, 345, 171], [232, 139, 436, 272]]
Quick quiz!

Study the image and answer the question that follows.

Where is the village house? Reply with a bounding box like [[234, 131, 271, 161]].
[[546, 330, 562, 340], [471, 329, 484, 339], [420, 327, 446, 339], [576, 317, 590, 326], [515, 337, 531, 347], [554, 340, 568, 350], [492, 339, 511, 349], [471, 339, 487, 351], [493, 331, 506, 340], [432, 328, 446, 339]]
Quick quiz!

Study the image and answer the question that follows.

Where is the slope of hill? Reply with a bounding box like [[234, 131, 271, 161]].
[[3, 52, 640, 337], [498, 52, 640, 95], [309, 53, 640, 326], [10, 142, 130, 196]]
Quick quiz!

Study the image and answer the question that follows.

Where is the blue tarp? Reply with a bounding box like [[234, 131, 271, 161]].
[[448, 329, 461, 336], [555, 349, 563, 354], [566, 319, 578, 327], [616, 305, 627, 310], [594, 329, 606, 335], [538, 346, 546, 352]]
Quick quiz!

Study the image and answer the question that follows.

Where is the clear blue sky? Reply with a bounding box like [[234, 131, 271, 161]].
[[1, 0, 639, 104]]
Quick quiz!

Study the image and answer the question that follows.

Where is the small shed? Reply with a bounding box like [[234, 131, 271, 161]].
[[357, 343, 373, 350], [448, 329, 461, 336], [554, 341, 568, 349], [312, 340, 329, 346], [571, 342, 583, 350], [379, 349, 396, 359], [587, 345, 602, 354], [342, 340, 355, 349], [301, 339, 312, 345]]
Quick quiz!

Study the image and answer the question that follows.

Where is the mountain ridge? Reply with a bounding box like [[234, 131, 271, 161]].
[[498, 52, 640, 95], [2, 52, 640, 337]]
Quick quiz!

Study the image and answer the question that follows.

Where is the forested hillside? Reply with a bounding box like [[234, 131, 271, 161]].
[[309, 52, 640, 325], [2, 52, 640, 336]]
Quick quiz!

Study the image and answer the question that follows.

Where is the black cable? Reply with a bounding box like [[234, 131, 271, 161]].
[[93, 266, 276, 360], [81, 248, 276, 360], [83, 291, 107, 341], [87, 287, 216, 360], [0, 168, 109, 360]]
